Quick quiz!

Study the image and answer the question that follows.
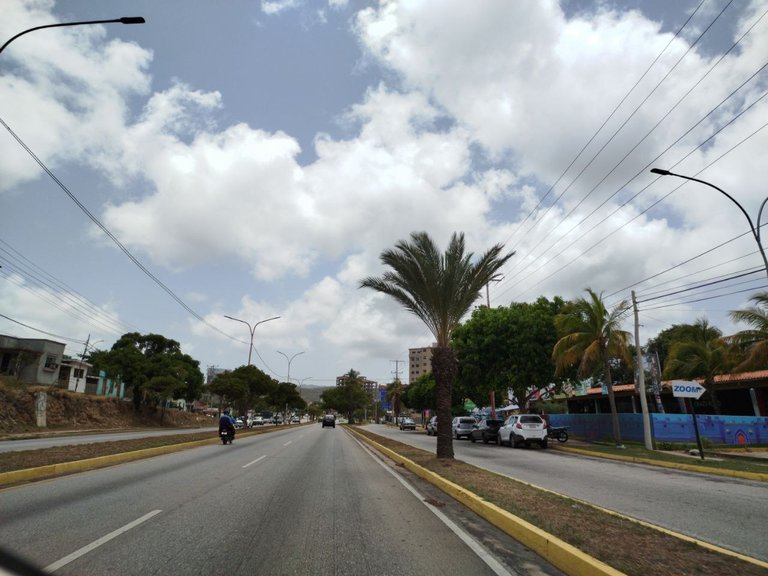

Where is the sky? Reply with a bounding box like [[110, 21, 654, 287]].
[[1, 0, 767, 390]]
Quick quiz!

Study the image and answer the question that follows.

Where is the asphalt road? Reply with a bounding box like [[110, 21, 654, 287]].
[[0, 424, 564, 576], [0, 427, 220, 452], [372, 424, 768, 562]]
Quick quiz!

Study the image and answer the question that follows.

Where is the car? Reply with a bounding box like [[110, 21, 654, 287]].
[[399, 417, 416, 430], [234, 418, 244, 429], [291, 416, 300, 423], [499, 414, 548, 448], [426, 416, 438, 436], [468, 418, 504, 444], [451, 416, 475, 440], [252, 416, 264, 426], [321, 414, 335, 428]]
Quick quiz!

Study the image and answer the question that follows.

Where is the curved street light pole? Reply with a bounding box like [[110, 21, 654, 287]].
[[650, 168, 768, 278], [224, 315, 280, 366], [276, 350, 305, 384], [1, 17, 146, 56]]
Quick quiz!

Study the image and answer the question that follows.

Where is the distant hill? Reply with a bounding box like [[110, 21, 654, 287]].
[[300, 385, 333, 404]]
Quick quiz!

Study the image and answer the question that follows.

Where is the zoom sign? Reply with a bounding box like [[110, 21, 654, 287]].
[[670, 380, 706, 399]]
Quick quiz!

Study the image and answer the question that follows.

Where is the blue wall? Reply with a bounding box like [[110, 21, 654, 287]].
[[548, 413, 768, 445]]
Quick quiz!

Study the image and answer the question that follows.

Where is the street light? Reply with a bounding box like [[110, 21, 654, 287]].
[[224, 315, 280, 366], [276, 350, 305, 383], [650, 168, 768, 278], [1, 17, 146, 55]]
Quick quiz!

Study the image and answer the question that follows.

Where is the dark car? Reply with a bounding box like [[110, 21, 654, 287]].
[[469, 419, 504, 444], [321, 414, 336, 428]]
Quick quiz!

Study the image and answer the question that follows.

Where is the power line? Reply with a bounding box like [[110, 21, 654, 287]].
[[0, 312, 86, 344], [0, 115, 240, 343]]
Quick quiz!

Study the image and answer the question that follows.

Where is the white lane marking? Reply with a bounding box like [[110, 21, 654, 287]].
[[352, 436, 514, 576], [243, 455, 267, 468], [44, 510, 162, 573], [283, 440, 293, 447]]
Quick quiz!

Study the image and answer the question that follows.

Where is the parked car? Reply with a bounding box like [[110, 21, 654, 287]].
[[399, 417, 416, 431], [451, 416, 475, 440], [252, 416, 264, 426], [469, 418, 504, 444], [426, 416, 438, 436], [499, 414, 548, 448], [291, 416, 300, 423], [234, 418, 244, 429]]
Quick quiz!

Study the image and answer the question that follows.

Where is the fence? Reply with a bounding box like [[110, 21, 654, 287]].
[[548, 413, 768, 445]]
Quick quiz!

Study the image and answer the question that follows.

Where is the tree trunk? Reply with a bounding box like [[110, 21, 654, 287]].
[[432, 346, 457, 459], [604, 358, 623, 447]]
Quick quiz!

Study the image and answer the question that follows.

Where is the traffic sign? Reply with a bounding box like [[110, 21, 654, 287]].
[[670, 380, 706, 400]]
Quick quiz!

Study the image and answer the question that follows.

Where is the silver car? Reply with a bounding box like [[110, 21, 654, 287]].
[[499, 414, 548, 448], [451, 416, 475, 440]]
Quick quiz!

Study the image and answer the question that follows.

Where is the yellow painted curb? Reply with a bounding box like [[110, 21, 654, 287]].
[[347, 427, 625, 576], [554, 445, 768, 482]]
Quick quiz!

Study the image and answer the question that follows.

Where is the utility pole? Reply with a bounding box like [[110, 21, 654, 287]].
[[74, 334, 90, 393], [632, 291, 653, 450]]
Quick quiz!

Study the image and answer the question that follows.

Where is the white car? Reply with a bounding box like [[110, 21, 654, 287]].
[[252, 416, 264, 426], [451, 416, 475, 440], [499, 414, 548, 448]]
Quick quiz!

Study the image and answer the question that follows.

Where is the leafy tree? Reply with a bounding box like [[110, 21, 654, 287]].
[[360, 231, 514, 459], [89, 333, 203, 411], [552, 289, 632, 447], [321, 370, 369, 422], [271, 381, 306, 417], [728, 291, 768, 370], [663, 319, 731, 414], [647, 322, 721, 371], [228, 364, 277, 412], [208, 371, 247, 411], [404, 372, 436, 413], [453, 297, 564, 409]]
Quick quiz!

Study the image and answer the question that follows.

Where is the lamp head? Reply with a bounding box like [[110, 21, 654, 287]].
[[119, 17, 146, 24], [650, 168, 671, 176]]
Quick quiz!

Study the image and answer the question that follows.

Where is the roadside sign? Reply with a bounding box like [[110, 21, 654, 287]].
[[670, 380, 706, 400]]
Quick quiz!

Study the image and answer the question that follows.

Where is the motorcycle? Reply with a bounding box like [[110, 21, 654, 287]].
[[547, 426, 569, 443], [220, 428, 235, 445]]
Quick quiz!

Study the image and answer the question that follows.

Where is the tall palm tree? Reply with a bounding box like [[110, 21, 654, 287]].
[[360, 231, 514, 459], [387, 379, 405, 421], [728, 291, 768, 370], [552, 288, 632, 447], [664, 319, 729, 414]]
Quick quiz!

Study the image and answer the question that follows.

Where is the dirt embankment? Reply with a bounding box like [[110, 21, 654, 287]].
[[0, 381, 211, 435]]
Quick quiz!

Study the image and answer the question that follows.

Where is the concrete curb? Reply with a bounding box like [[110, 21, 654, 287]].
[[553, 444, 768, 482], [347, 427, 625, 576]]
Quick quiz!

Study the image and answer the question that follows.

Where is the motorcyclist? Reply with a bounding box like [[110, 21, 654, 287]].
[[219, 409, 236, 440]]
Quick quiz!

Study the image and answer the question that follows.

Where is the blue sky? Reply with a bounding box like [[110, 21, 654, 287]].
[[2, 0, 767, 389]]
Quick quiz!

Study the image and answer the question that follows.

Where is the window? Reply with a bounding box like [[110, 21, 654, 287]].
[[74, 368, 85, 379], [44, 355, 58, 371]]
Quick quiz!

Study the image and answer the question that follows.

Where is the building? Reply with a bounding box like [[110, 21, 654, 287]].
[[0, 335, 65, 385], [336, 373, 379, 400], [409, 344, 435, 382]]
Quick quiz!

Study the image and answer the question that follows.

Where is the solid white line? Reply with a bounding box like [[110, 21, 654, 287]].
[[243, 455, 267, 468], [351, 436, 513, 576], [283, 440, 292, 447], [44, 510, 162, 573]]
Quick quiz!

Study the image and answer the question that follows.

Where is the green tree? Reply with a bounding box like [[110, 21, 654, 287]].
[[728, 291, 768, 370], [89, 333, 203, 411], [663, 319, 731, 414], [453, 297, 564, 409], [270, 381, 306, 418], [321, 370, 369, 422], [404, 372, 436, 413], [208, 371, 247, 411], [360, 231, 514, 459], [552, 289, 632, 447]]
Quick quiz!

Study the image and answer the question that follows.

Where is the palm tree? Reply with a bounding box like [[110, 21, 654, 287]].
[[728, 291, 768, 370], [360, 231, 514, 459], [664, 319, 729, 414], [552, 289, 632, 447], [387, 379, 405, 422]]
